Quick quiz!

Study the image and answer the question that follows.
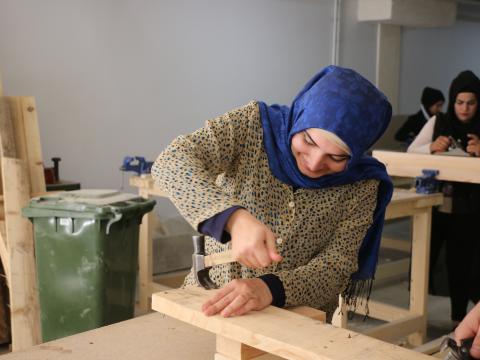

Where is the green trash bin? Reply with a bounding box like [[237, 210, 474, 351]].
[[22, 189, 156, 342]]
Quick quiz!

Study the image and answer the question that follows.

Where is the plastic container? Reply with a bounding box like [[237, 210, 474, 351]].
[[22, 189, 156, 341]]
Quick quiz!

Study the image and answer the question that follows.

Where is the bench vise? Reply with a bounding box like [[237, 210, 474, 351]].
[[415, 169, 439, 194], [120, 156, 153, 176]]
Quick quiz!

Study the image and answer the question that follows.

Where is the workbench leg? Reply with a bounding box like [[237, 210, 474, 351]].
[[408, 209, 432, 346], [138, 190, 153, 314]]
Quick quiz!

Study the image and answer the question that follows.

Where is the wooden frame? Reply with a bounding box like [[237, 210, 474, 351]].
[[152, 287, 433, 360]]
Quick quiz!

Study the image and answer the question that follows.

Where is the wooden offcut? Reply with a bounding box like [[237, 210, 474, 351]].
[[152, 287, 432, 360]]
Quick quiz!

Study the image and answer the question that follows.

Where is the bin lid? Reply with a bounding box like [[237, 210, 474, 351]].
[[23, 189, 156, 219]]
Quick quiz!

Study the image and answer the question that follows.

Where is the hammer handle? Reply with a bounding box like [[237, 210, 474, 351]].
[[204, 249, 234, 267]]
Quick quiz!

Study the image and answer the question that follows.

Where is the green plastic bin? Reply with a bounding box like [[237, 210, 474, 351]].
[[22, 189, 156, 342]]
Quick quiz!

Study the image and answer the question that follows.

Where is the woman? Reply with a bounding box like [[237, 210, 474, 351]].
[[408, 70, 480, 325], [152, 65, 393, 319], [394, 86, 445, 145]]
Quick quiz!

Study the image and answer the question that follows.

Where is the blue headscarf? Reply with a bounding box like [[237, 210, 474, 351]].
[[258, 65, 393, 304]]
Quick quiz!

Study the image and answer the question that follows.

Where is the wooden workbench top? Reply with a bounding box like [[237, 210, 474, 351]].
[[1, 313, 216, 360]]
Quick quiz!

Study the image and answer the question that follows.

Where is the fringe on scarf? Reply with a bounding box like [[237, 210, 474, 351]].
[[341, 278, 374, 321]]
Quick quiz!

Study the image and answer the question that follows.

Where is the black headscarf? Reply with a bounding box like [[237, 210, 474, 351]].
[[433, 70, 480, 149], [421, 87, 444, 116]]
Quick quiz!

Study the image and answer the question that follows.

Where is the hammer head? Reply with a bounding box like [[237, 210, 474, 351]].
[[192, 235, 218, 289]]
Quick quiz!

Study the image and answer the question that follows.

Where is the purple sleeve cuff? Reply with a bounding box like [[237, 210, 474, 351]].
[[198, 206, 243, 244], [259, 274, 286, 308]]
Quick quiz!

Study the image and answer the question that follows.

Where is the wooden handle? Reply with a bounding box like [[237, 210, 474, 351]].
[[204, 249, 234, 267], [203, 238, 284, 268]]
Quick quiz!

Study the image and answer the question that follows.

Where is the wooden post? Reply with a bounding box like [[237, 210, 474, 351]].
[[2, 157, 41, 350], [408, 209, 432, 346], [138, 188, 153, 314]]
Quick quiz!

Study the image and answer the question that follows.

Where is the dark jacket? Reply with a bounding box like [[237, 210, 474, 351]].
[[395, 110, 427, 143]]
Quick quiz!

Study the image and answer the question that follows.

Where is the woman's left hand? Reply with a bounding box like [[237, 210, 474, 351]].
[[467, 134, 480, 157], [202, 278, 272, 317]]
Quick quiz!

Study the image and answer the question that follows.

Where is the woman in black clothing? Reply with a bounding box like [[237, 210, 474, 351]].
[[395, 86, 445, 144], [408, 70, 480, 325]]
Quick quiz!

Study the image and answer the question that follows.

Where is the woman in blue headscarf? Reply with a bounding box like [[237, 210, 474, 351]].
[[152, 65, 393, 319]]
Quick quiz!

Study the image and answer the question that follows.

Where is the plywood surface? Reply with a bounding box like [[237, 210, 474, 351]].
[[0, 313, 216, 360], [152, 287, 432, 360]]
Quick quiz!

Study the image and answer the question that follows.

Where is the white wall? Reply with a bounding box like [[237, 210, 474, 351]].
[[338, 0, 377, 83], [0, 0, 336, 217], [400, 20, 480, 114], [7, 1, 479, 217]]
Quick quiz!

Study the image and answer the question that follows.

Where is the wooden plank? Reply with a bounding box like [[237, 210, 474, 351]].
[[408, 210, 432, 346], [385, 192, 442, 219], [373, 150, 480, 184], [413, 336, 444, 355], [20, 97, 46, 195], [0, 313, 217, 360], [354, 300, 411, 322], [0, 220, 10, 284], [375, 258, 410, 282], [216, 306, 326, 360], [138, 190, 153, 314], [2, 157, 41, 350], [0, 97, 17, 158], [363, 314, 423, 343], [152, 287, 432, 360], [5, 97, 27, 161], [129, 175, 167, 197], [381, 236, 410, 253]]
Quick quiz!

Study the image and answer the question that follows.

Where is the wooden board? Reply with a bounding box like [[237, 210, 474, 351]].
[[0, 97, 17, 158], [0, 258, 10, 345], [18, 97, 46, 196], [0, 221, 9, 282], [2, 157, 41, 350], [152, 287, 432, 360], [4, 97, 46, 196], [373, 150, 480, 184], [0, 313, 216, 360]]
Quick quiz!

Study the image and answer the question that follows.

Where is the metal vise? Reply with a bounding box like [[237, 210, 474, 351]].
[[415, 169, 439, 194], [120, 156, 153, 176]]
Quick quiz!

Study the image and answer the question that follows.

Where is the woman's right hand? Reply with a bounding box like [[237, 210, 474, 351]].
[[226, 209, 283, 268], [430, 135, 451, 154]]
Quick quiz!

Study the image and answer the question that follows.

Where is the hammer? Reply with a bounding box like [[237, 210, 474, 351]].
[[192, 235, 234, 289], [192, 235, 282, 289]]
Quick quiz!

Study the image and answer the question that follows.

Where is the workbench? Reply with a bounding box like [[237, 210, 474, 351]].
[[334, 188, 443, 346], [130, 175, 442, 346], [0, 313, 217, 360], [0, 310, 446, 360], [372, 150, 480, 184]]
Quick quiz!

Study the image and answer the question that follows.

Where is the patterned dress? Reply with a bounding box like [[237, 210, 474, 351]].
[[152, 101, 379, 315]]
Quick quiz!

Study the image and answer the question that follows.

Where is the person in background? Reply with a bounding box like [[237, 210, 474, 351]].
[[408, 70, 480, 326], [455, 301, 480, 359], [152, 66, 393, 320], [395, 87, 445, 145]]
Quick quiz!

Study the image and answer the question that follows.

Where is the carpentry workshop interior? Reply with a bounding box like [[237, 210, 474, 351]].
[[1, 1, 480, 359]]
